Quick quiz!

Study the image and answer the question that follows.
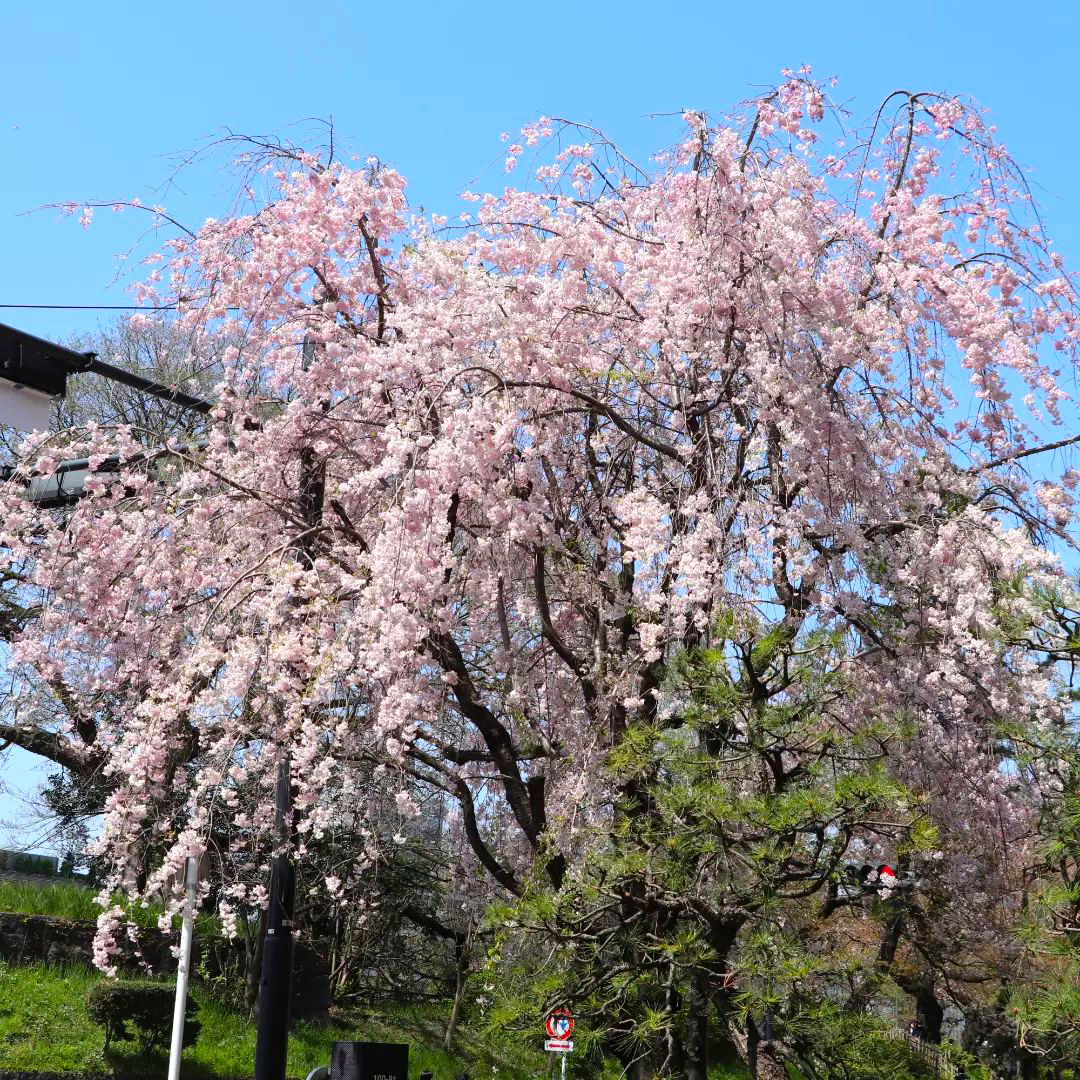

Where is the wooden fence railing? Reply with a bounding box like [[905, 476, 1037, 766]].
[[904, 1032, 960, 1079]]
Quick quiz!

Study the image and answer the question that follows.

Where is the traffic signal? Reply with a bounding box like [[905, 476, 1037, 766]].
[[843, 862, 916, 893]]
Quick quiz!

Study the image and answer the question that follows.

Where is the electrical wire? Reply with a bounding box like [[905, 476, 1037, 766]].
[[1, 303, 249, 312], [0, 304, 176, 310]]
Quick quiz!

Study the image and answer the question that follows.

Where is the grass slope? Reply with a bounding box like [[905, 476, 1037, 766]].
[[0, 962, 757, 1080], [0, 962, 533, 1080], [0, 879, 218, 934], [0, 880, 101, 922], [0, 882, 754, 1079]]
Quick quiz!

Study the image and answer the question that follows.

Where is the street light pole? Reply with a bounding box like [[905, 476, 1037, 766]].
[[0, 322, 213, 424]]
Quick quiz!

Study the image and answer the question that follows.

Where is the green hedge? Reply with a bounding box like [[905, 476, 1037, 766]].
[[86, 980, 201, 1054]]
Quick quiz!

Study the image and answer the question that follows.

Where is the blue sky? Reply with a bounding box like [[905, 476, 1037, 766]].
[[1, 0, 1078, 850]]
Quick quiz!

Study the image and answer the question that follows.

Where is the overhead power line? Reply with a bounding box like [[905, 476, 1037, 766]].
[[0, 303, 244, 312], [0, 304, 177, 311]]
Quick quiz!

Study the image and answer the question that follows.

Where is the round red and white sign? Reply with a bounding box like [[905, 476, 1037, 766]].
[[545, 1009, 574, 1039]]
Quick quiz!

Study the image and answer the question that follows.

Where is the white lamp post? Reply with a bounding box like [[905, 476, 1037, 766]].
[[168, 856, 200, 1080]]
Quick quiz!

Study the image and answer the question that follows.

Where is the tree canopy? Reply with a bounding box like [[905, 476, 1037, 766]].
[[2, 73, 1080, 1075]]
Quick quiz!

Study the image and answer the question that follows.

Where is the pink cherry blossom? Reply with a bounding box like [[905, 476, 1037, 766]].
[[3, 77, 1079, 970]]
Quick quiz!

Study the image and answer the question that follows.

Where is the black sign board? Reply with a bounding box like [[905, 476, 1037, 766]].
[[331, 1041, 409, 1080]]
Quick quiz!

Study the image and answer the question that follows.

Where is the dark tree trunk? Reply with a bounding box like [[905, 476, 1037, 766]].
[[245, 910, 266, 1009], [685, 969, 709, 1080], [601, 1023, 648, 1080], [729, 1017, 788, 1080], [893, 968, 945, 1045], [915, 983, 944, 1043], [444, 937, 469, 1051], [715, 984, 786, 1080]]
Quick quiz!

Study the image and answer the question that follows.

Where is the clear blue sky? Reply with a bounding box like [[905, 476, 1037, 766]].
[[1, 0, 1078, 850]]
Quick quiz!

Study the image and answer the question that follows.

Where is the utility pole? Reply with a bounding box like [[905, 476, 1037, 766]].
[[253, 337, 325, 1080]]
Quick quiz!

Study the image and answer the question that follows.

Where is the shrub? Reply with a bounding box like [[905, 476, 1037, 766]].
[[86, 980, 201, 1054]]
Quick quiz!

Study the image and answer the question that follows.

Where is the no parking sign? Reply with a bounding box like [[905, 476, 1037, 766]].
[[544, 1008, 574, 1052]]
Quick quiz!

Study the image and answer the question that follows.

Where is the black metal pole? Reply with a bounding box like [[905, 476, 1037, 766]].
[[253, 338, 324, 1080], [254, 763, 296, 1080]]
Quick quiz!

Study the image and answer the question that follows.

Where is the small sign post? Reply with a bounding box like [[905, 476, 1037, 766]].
[[545, 1010, 574, 1080]]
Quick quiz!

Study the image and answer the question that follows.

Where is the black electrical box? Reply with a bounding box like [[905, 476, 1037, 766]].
[[0, 323, 87, 397], [331, 1041, 409, 1080]]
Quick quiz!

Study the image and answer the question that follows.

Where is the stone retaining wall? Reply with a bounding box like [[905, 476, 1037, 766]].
[[0, 1073, 203, 1080], [0, 911, 173, 971], [0, 1074, 249, 1080]]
